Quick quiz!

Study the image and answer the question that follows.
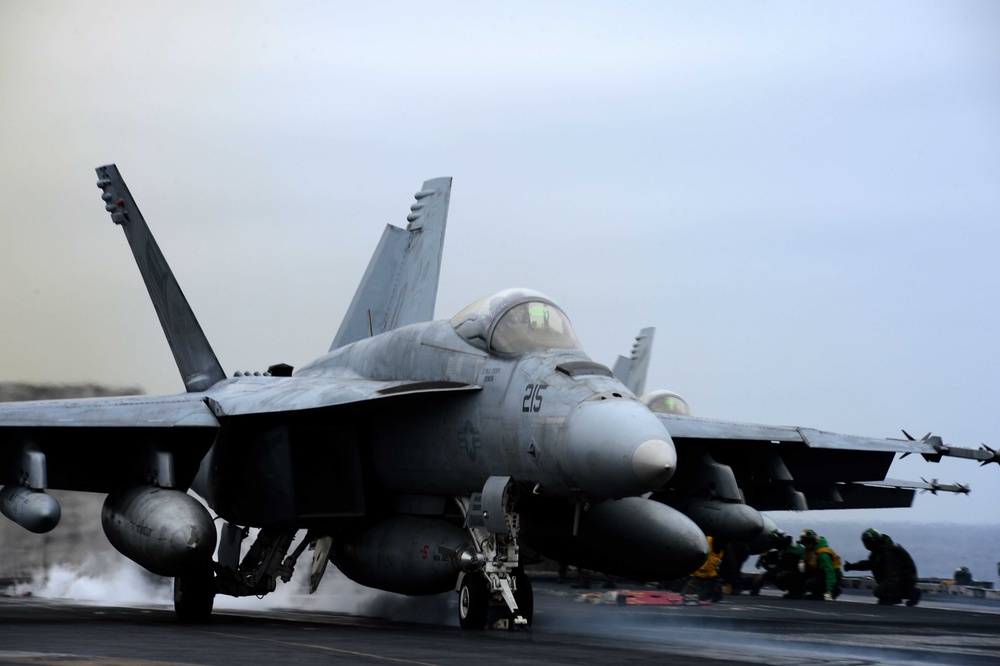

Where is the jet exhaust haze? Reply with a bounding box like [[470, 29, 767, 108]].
[[18, 526, 452, 625]]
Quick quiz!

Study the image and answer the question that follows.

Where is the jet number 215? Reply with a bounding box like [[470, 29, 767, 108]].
[[522, 383, 547, 412]]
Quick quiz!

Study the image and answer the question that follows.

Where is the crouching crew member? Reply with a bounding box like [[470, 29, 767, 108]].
[[798, 529, 842, 601], [755, 529, 803, 596], [844, 528, 921, 606], [682, 536, 725, 603]]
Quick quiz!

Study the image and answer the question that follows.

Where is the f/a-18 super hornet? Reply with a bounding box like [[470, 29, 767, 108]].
[[611, 327, 996, 546], [0, 166, 708, 630]]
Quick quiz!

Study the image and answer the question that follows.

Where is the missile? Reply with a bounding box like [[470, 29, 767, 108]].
[[0, 485, 61, 533], [331, 516, 474, 595], [520, 495, 709, 580], [101, 485, 216, 577]]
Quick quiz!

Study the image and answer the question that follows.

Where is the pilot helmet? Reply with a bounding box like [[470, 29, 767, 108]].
[[861, 528, 882, 550], [527, 302, 549, 328], [798, 529, 818, 547]]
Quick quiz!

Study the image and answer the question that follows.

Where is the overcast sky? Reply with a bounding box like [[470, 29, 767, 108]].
[[1, 1, 998, 524]]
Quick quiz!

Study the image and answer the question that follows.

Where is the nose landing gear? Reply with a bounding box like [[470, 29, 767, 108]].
[[455, 476, 533, 630]]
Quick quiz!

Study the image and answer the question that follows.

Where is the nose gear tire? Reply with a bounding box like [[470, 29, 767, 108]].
[[459, 574, 489, 629]]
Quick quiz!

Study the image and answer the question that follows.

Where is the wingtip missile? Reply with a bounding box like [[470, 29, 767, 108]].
[[978, 444, 999, 467]]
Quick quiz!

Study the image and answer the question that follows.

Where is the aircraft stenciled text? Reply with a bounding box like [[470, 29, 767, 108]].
[[522, 383, 547, 413], [481, 367, 502, 383]]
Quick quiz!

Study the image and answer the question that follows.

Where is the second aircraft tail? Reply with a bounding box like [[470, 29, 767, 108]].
[[612, 327, 655, 396]]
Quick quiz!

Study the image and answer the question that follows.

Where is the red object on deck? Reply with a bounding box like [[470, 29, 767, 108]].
[[619, 590, 687, 605]]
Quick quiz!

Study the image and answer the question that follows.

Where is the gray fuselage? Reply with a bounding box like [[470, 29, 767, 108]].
[[297, 317, 675, 502]]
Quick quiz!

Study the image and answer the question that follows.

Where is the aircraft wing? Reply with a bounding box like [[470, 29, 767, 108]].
[[0, 393, 218, 428], [0, 379, 479, 495], [656, 412, 994, 511], [202, 376, 479, 417], [658, 413, 982, 455], [0, 393, 219, 493]]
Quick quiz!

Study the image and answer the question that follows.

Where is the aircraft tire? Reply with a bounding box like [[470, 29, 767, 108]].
[[458, 573, 488, 630], [173, 567, 215, 623], [512, 568, 533, 628]]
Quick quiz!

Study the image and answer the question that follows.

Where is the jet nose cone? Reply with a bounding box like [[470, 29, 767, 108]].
[[562, 398, 677, 498], [632, 438, 675, 489]]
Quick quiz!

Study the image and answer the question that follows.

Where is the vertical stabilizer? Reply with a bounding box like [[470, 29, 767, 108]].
[[95, 164, 226, 392], [330, 177, 452, 350], [612, 327, 655, 396]]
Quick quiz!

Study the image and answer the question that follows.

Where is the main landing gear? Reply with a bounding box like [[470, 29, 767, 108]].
[[173, 565, 215, 623], [174, 523, 311, 623]]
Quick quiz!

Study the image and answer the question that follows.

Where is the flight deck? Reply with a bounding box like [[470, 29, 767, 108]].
[[0, 577, 997, 666]]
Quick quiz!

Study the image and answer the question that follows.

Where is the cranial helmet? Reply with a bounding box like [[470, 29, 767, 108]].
[[798, 529, 818, 546], [861, 528, 882, 550], [768, 529, 789, 547]]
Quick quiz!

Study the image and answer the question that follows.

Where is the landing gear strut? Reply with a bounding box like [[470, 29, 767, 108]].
[[512, 567, 533, 627], [457, 476, 533, 629]]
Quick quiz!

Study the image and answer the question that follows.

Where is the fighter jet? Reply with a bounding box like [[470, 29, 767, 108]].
[[612, 328, 996, 545], [0, 166, 707, 630]]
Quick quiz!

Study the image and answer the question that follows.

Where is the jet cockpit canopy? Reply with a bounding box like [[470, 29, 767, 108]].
[[641, 389, 692, 416], [451, 288, 582, 354]]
